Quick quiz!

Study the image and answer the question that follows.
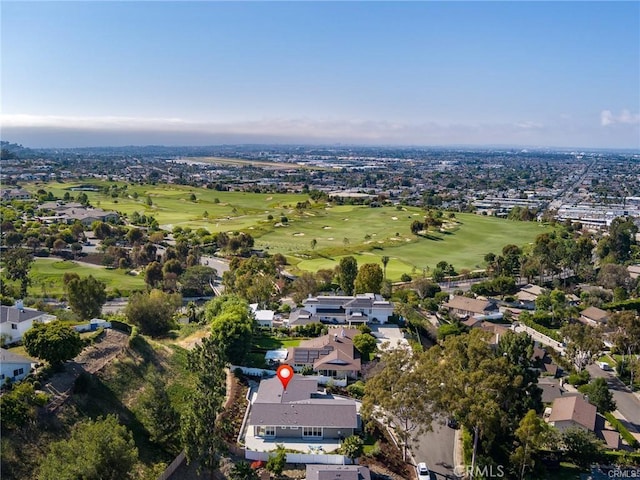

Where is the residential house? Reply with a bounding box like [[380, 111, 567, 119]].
[[0, 349, 35, 386], [627, 265, 640, 280], [286, 328, 361, 380], [306, 465, 371, 480], [579, 306, 609, 327], [547, 395, 596, 432], [443, 295, 498, 319], [538, 378, 567, 403], [0, 303, 56, 344], [515, 284, 546, 307], [250, 303, 276, 328], [302, 294, 394, 325], [247, 375, 359, 442], [1, 189, 31, 201]]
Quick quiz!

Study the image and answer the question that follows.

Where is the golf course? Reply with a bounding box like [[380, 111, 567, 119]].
[[27, 181, 553, 280]]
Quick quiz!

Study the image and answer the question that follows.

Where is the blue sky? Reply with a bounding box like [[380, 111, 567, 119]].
[[1, 1, 639, 149]]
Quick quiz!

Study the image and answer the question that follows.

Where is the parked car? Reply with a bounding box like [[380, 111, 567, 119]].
[[417, 462, 430, 480], [446, 417, 459, 429]]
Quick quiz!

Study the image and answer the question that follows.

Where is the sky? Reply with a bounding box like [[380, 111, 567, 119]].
[[1, 1, 639, 149]]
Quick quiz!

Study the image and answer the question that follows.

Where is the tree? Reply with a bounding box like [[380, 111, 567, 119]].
[[1, 382, 46, 432], [597, 263, 631, 291], [126, 227, 145, 245], [23, 321, 83, 366], [38, 415, 138, 480], [2, 248, 34, 298], [138, 373, 179, 448], [207, 296, 255, 364], [362, 347, 434, 461], [560, 322, 603, 371], [229, 462, 259, 480], [381, 255, 390, 281], [266, 444, 286, 475], [561, 427, 603, 468], [412, 277, 441, 299], [578, 377, 616, 413], [291, 271, 319, 304], [179, 265, 216, 297], [340, 435, 364, 463], [310, 238, 317, 250], [338, 256, 358, 295], [181, 335, 227, 471], [510, 410, 554, 480], [354, 263, 383, 294], [145, 261, 164, 289], [125, 289, 181, 337], [65, 275, 107, 320], [353, 333, 377, 358]]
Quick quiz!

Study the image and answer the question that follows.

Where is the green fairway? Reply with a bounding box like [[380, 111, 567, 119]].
[[293, 212, 552, 280], [27, 258, 146, 297], [26, 181, 552, 281]]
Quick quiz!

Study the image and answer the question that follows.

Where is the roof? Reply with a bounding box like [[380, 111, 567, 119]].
[[0, 349, 35, 364], [248, 376, 358, 428], [304, 294, 392, 309], [538, 379, 566, 403], [444, 296, 494, 315], [0, 305, 46, 324], [580, 306, 609, 322], [520, 284, 546, 296], [306, 465, 371, 480], [286, 328, 360, 369], [548, 395, 596, 431]]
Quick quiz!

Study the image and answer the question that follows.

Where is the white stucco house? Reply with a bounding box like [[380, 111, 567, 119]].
[[0, 349, 36, 386], [0, 304, 56, 345], [301, 293, 394, 325]]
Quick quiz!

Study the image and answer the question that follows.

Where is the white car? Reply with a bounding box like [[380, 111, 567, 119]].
[[417, 462, 430, 480]]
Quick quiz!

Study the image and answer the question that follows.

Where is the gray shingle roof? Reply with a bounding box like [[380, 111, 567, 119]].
[[248, 376, 358, 428], [0, 349, 35, 364], [306, 465, 371, 480], [0, 306, 45, 324]]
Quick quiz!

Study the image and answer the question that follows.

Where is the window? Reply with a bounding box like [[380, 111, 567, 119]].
[[13, 368, 24, 376], [11, 323, 17, 330], [257, 426, 275, 437], [303, 426, 322, 438]]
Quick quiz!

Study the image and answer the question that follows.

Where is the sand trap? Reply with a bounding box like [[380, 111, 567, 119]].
[[390, 237, 401, 241], [266, 197, 273, 201], [391, 216, 398, 220], [323, 226, 332, 229], [343, 218, 349, 221], [328, 237, 334, 240], [413, 213, 420, 216], [293, 233, 305, 237]]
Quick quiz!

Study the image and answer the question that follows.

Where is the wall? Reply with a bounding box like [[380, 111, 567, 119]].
[[245, 450, 352, 465]]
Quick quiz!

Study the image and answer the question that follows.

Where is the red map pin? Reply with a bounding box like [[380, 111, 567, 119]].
[[276, 365, 294, 390]]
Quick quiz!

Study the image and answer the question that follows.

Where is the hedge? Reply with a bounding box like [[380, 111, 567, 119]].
[[605, 412, 640, 448]]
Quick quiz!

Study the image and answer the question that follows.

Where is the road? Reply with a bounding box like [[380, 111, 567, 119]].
[[412, 417, 457, 479], [587, 364, 640, 433]]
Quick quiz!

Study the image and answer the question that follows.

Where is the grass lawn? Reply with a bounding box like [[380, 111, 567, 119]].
[[27, 258, 146, 297], [27, 181, 553, 281]]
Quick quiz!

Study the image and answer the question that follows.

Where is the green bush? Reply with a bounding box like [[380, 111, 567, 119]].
[[346, 380, 366, 399], [568, 370, 590, 386]]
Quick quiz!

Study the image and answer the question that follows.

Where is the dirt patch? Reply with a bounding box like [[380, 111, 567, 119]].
[[43, 329, 129, 411]]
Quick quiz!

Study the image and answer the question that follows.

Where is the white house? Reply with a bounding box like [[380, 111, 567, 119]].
[[250, 303, 276, 328], [302, 293, 394, 325], [0, 349, 35, 386], [0, 303, 56, 345]]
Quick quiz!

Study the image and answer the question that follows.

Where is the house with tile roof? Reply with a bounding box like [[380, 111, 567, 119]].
[[0, 304, 56, 345], [547, 395, 597, 432], [443, 295, 497, 319], [579, 306, 609, 327], [286, 328, 361, 380], [246, 375, 359, 442]]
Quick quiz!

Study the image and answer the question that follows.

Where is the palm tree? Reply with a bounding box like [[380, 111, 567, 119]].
[[381, 255, 390, 281]]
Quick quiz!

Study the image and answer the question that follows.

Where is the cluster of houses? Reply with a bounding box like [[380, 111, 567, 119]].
[[37, 201, 119, 226]]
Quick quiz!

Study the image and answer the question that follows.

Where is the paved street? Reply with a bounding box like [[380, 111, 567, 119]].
[[412, 417, 457, 479], [587, 364, 640, 433]]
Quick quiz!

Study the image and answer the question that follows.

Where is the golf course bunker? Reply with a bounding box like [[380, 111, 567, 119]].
[[293, 232, 305, 236], [323, 226, 332, 229]]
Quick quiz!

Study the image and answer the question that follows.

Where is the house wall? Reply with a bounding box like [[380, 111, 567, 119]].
[[0, 361, 31, 386], [371, 306, 393, 323], [254, 426, 355, 439], [0, 318, 35, 344]]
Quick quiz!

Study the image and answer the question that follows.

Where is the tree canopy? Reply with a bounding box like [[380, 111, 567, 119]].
[[206, 295, 256, 364], [338, 256, 358, 295], [38, 415, 138, 480], [23, 321, 83, 366], [125, 289, 181, 337], [65, 275, 107, 320], [354, 263, 383, 294]]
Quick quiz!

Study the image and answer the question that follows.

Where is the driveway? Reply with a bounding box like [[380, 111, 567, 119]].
[[412, 417, 457, 480]]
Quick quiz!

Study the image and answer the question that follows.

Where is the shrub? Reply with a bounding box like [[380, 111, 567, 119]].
[[567, 369, 590, 386]]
